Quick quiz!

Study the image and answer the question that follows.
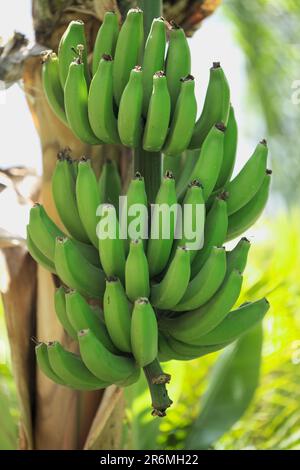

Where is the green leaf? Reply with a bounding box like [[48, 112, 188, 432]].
[[185, 323, 263, 449]]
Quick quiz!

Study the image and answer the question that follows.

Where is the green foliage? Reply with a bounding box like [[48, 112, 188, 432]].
[[223, 0, 300, 202], [0, 298, 19, 450]]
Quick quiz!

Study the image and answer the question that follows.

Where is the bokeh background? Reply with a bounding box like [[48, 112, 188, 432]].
[[1, 0, 300, 450]]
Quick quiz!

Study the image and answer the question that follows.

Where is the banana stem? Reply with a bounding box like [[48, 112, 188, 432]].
[[143, 358, 172, 417], [134, 147, 162, 203], [138, 0, 163, 41]]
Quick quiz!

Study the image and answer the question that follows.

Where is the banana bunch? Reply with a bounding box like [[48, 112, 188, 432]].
[[30, 8, 272, 416]]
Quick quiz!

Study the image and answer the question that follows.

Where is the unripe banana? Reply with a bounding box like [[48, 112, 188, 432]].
[[147, 171, 177, 277], [65, 290, 118, 353], [142, 17, 167, 116], [47, 341, 109, 390], [64, 54, 100, 145], [27, 226, 56, 274], [52, 154, 89, 243], [163, 75, 197, 156], [54, 286, 77, 340], [103, 277, 132, 353], [121, 172, 148, 253], [187, 123, 226, 201], [215, 105, 238, 189], [160, 269, 243, 344], [88, 54, 120, 144], [225, 140, 268, 215], [118, 66, 144, 148], [190, 62, 230, 149], [58, 20, 90, 87], [131, 298, 158, 367], [227, 170, 272, 241], [226, 237, 250, 274], [173, 246, 227, 312], [191, 197, 228, 277], [165, 21, 191, 114], [42, 51, 67, 125], [113, 8, 144, 104], [175, 149, 199, 198], [98, 204, 126, 282], [125, 239, 150, 302], [172, 180, 205, 261], [28, 203, 64, 260], [98, 160, 122, 209], [54, 237, 105, 299], [163, 154, 182, 182], [35, 343, 66, 386], [143, 71, 171, 151], [163, 334, 230, 361], [194, 298, 269, 346], [92, 11, 119, 75], [78, 329, 139, 385], [151, 246, 190, 310], [76, 157, 100, 248]]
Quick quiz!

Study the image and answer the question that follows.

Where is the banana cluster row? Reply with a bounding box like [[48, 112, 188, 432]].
[[42, 8, 228, 154], [27, 128, 270, 396]]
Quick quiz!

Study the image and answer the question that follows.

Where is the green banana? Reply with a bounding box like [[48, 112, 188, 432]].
[[27, 203, 64, 260], [163, 75, 197, 156], [54, 286, 77, 340], [187, 123, 226, 201], [226, 237, 250, 274], [88, 54, 120, 144], [215, 105, 238, 189], [151, 246, 190, 310], [189, 62, 230, 149], [142, 17, 167, 116], [125, 239, 150, 302], [191, 197, 228, 277], [113, 8, 144, 104], [225, 140, 268, 215], [103, 277, 132, 353], [65, 290, 118, 353], [163, 154, 182, 182], [194, 298, 269, 346], [173, 246, 227, 312], [172, 179, 205, 261], [92, 11, 119, 75], [98, 160, 122, 209], [42, 51, 67, 125], [147, 171, 177, 277], [130, 298, 158, 367], [35, 343, 66, 386], [76, 157, 100, 248], [48, 341, 109, 390], [54, 237, 105, 299], [121, 172, 148, 253], [164, 334, 230, 361], [160, 269, 243, 344], [118, 66, 144, 148], [175, 149, 199, 198], [143, 71, 171, 152], [78, 329, 139, 386], [52, 154, 89, 243], [64, 53, 100, 145], [98, 204, 126, 282], [165, 21, 191, 114], [27, 226, 56, 274], [226, 170, 272, 241], [58, 20, 90, 87]]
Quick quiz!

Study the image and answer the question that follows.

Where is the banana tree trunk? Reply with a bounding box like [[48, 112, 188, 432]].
[[0, 0, 221, 450]]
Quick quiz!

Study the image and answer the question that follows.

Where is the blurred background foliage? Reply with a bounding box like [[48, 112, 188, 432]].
[[1, 0, 300, 450]]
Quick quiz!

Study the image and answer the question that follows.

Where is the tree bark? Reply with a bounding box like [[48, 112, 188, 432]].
[[0, 0, 221, 450]]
